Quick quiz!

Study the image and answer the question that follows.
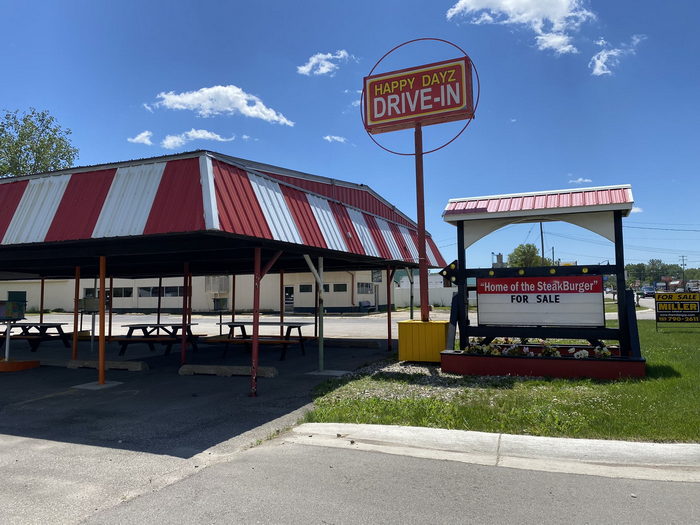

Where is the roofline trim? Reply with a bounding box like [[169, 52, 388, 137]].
[[445, 184, 633, 204], [207, 153, 433, 236], [206, 151, 417, 227], [443, 202, 633, 223]]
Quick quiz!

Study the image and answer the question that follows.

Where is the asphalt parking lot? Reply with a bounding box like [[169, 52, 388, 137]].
[[0, 313, 393, 523]]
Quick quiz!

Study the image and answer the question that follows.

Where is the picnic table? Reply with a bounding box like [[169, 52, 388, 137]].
[[213, 321, 312, 360], [115, 323, 200, 356], [2, 322, 71, 351]]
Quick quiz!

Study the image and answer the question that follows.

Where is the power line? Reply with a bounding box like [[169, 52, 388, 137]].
[[625, 225, 700, 232]]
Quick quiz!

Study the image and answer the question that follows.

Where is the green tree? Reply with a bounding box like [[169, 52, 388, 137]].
[[507, 243, 551, 267], [685, 268, 700, 281], [625, 263, 647, 284], [0, 108, 78, 177], [646, 259, 666, 283]]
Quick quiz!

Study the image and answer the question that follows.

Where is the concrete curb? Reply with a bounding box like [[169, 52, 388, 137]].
[[286, 423, 700, 482]]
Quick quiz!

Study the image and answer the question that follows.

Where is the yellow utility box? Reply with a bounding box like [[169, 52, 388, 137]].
[[398, 320, 449, 363]]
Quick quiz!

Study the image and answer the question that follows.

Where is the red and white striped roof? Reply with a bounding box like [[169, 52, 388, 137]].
[[443, 185, 634, 223], [0, 151, 445, 268]]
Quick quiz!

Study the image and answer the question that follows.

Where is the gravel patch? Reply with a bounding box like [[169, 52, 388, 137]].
[[319, 360, 524, 402]]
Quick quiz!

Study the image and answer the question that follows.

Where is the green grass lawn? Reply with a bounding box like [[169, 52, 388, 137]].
[[603, 298, 646, 312], [305, 321, 700, 442]]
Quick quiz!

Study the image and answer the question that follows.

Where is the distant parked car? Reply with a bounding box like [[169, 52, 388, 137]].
[[675, 287, 685, 293], [641, 286, 655, 297]]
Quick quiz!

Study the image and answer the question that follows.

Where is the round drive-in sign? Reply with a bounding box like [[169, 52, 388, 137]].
[[364, 56, 474, 135]]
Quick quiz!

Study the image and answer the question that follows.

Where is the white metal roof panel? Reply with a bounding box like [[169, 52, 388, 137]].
[[425, 239, 440, 267], [92, 162, 165, 238], [374, 217, 403, 260], [248, 172, 302, 244], [347, 208, 380, 257], [399, 225, 420, 263], [2, 174, 71, 245], [307, 194, 347, 252]]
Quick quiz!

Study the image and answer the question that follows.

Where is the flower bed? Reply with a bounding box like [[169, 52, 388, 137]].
[[461, 341, 620, 359], [441, 340, 645, 379]]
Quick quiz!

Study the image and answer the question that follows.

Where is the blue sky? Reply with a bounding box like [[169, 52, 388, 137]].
[[1, 0, 698, 270]]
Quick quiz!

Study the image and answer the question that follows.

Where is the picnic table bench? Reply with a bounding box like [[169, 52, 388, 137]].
[[116, 323, 201, 356], [1, 322, 71, 351], [207, 321, 312, 360]]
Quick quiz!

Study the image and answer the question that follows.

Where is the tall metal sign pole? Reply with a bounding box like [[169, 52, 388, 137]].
[[363, 39, 478, 323], [414, 123, 429, 321]]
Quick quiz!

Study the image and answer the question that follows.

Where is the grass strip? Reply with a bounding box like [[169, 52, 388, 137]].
[[305, 321, 700, 442]]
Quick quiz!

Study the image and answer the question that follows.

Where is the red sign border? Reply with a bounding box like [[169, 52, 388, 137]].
[[363, 56, 474, 135]]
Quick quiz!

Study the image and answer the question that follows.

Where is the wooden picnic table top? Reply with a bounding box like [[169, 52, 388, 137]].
[[122, 323, 199, 328], [9, 322, 68, 327], [217, 321, 312, 327]]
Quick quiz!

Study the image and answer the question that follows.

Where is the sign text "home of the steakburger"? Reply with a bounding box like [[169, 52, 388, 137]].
[[363, 57, 474, 134]]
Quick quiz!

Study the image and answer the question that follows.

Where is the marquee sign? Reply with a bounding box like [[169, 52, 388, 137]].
[[477, 275, 604, 327], [363, 57, 474, 134], [655, 292, 700, 323]]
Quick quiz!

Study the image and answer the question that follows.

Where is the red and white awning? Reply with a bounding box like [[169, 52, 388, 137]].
[[0, 151, 445, 268], [443, 185, 634, 247]]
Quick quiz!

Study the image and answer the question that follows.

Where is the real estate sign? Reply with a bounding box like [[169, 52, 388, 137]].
[[655, 292, 700, 323], [363, 57, 474, 134], [477, 275, 604, 327]]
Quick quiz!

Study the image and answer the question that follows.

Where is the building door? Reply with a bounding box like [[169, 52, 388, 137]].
[[284, 286, 294, 313], [373, 284, 380, 310], [8, 291, 27, 304]]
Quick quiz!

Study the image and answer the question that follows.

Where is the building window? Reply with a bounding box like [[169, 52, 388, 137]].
[[357, 282, 373, 294], [371, 270, 383, 283], [112, 287, 133, 298], [299, 284, 313, 293], [138, 286, 183, 297], [333, 283, 347, 292], [84, 288, 96, 298], [163, 286, 183, 297], [323, 284, 330, 293]]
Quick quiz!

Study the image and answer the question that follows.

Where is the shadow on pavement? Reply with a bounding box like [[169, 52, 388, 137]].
[[0, 338, 388, 458]]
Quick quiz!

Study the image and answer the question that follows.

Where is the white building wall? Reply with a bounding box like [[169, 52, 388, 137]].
[[0, 270, 393, 312]]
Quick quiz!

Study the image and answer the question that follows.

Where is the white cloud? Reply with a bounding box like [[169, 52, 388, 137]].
[[446, 0, 595, 54], [589, 34, 647, 76], [161, 128, 235, 150], [323, 135, 348, 143], [569, 176, 592, 184], [631, 206, 643, 213], [127, 130, 153, 146], [142, 103, 153, 113], [154, 85, 294, 126], [535, 32, 576, 54], [510, 118, 517, 123], [297, 50, 352, 76]]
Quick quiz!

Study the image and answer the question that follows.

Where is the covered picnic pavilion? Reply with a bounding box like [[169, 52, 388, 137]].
[[0, 150, 445, 394]]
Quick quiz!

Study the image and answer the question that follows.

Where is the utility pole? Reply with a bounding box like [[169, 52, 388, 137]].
[[539, 222, 545, 265], [680, 255, 687, 285]]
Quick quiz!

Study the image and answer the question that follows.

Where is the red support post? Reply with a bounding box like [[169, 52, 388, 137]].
[[231, 274, 236, 322], [108, 276, 113, 340], [280, 269, 285, 338], [415, 123, 430, 322], [180, 263, 189, 365], [387, 266, 395, 352], [187, 272, 193, 324], [156, 277, 163, 332], [39, 278, 45, 324], [98, 256, 106, 385], [250, 248, 261, 396], [72, 266, 80, 360]]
